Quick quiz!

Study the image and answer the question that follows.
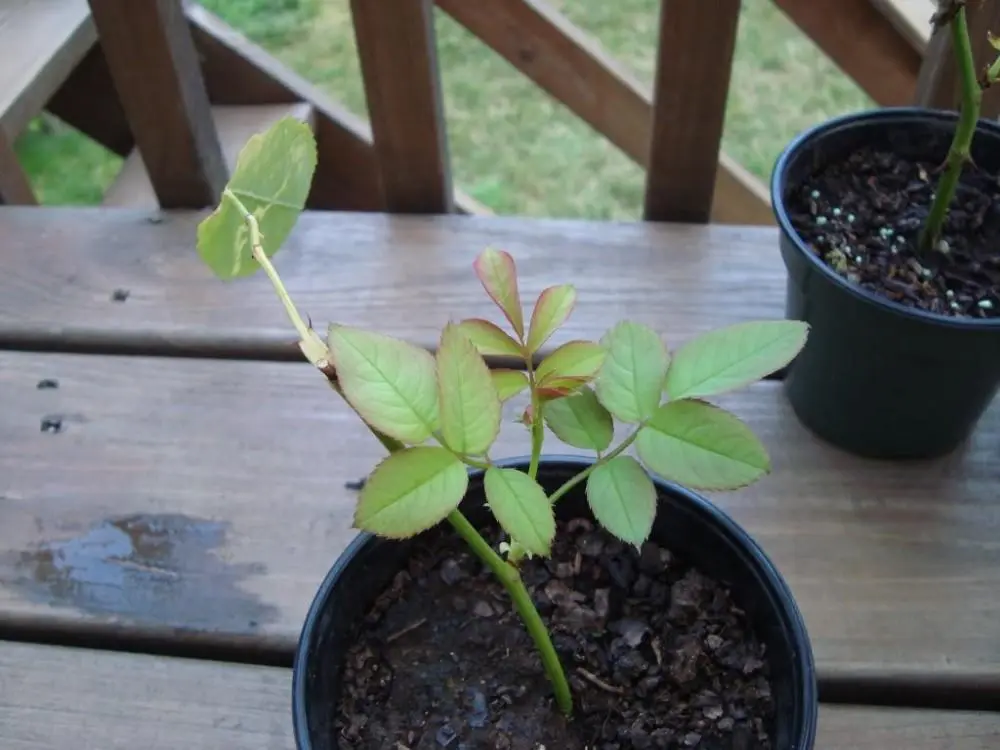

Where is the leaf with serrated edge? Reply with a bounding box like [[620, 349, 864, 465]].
[[544, 387, 613, 451], [355, 447, 468, 537], [594, 321, 669, 423], [473, 248, 524, 338], [437, 323, 501, 455], [536, 341, 606, 385], [636, 400, 770, 490], [587, 456, 656, 547], [197, 117, 316, 280], [491, 369, 530, 402], [456, 319, 524, 358], [484, 467, 554, 556], [665, 321, 809, 400], [328, 324, 439, 444], [527, 285, 576, 353]]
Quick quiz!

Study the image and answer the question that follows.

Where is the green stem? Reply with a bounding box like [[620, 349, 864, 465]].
[[222, 189, 312, 344], [526, 362, 544, 480], [224, 190, 573, 714], [548, 427, 642, 506], [446, 509, 573, 716], [918, 6, 982, 256]]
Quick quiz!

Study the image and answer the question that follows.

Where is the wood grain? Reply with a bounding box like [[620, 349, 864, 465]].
[[0, 207, 787, 360], [1, 351, 998, 701], [644, 0, 741, 224], [185, 2, 486, 216], [915, 1, 1000, 117], [351, 0, 452, 213], [435, 0, 773, 226], [86, 0, 227, 208], [0, 129, 35, 205], [1, 640, 999, 748], [102, 104, 314, 208], [0, 0, 95, 139], [0, 642, 293, 749], [775, 0, 921, 107]]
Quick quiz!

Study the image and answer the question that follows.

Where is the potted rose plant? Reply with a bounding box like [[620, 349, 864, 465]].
[[771, 0, 1000, 459], [196, 118, 817, 748]]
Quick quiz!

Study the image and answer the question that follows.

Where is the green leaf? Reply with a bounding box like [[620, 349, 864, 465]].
[[586, 456, 656, 547], [484, 467, 555, 556], [355, 447, 468, 537], [536, 340, 606, 384], [456, 319, 524, 358], [989, 30, 1000, 51], [664, 321, 809, 400], [526, 284, 576, 353], [473, 248, 524, 338], [594, 321, 669, 423], [437, 323, 501, 455], [636, 400, 770, 490], [543, 386, 613, 451], [491, 369, 530, 402], [196, 116, 317, 279], [328, 324, 439, 444]]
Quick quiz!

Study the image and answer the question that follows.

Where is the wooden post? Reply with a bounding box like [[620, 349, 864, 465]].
[[350, 0, 453, 213], [915, 0, 1000, 117], [0, 129, 36, 205], [643, 0, 741, 223], [87, 0, 227, 208]]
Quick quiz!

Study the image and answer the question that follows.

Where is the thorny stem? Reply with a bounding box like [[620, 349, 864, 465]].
[[919, 5, 982, 255], [225, 190, 574, 716], [446, 510, 573, 716]]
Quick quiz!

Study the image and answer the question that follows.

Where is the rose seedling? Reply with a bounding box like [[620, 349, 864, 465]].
[[195, 117, 810, 716]]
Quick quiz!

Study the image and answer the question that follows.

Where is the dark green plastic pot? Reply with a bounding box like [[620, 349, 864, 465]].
[[772, 108, 1000, 459], [292, 457, 817, 749]]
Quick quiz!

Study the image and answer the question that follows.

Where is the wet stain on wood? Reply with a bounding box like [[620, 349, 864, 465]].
[[11, 514, 278, 630]]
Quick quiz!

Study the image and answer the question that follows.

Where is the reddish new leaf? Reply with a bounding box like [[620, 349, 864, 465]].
[[473, 248, 524, 339], [456, 318, 523, 358], [526, 284, 576, 354]]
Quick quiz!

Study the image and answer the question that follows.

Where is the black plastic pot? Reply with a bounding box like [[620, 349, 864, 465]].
[[772, 107, 1000, 459], [292, 456, 818, 750]]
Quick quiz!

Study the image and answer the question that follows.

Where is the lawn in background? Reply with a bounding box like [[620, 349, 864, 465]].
[[16, 0, 872, 218]]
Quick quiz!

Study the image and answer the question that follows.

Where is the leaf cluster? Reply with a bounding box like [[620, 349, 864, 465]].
[[195, 116, 809, 566]]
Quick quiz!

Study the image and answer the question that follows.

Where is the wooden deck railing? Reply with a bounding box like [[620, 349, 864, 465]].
[[0, 0, 995, 222]]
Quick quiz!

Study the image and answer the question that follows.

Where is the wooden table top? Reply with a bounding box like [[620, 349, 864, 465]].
[[0, 207, 998, 747]]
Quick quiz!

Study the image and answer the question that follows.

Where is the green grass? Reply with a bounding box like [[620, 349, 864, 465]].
[[16, 0, 872, 218]]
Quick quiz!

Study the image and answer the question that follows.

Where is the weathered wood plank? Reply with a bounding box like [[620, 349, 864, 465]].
[[0, 130, 36, 205], [0, 207, 786, 360], [102, 104, 314, 208], [86, 0, 227, 208], [644, 0, 741, 223], [350, 0, 452, 213], [0, 0, 95, 139], [435, 0, 772, 225], [1, 352, 998, 702], [0, 642, 293, 749], [915, 0, 1000, 117], [185, 2, 486, 216], [775, 0, 921, 107], [871, 0, 934, 52], [1, 640, 998, 749]]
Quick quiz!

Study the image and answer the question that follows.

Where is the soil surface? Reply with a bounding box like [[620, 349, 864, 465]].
[[786, 145, 1000, 319], [333, 517, 776, 749]]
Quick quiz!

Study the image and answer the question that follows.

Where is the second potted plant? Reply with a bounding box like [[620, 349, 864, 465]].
[[195, 118, 817, 748], [771, 0, 1000, 459]]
